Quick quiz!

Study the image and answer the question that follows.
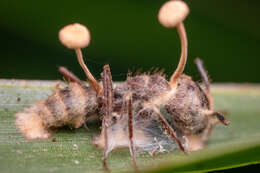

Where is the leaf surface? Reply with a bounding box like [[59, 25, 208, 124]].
[[0, 80, 260, 173]]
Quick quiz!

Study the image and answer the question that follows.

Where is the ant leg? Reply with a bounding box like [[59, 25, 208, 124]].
[[126, 93, 138, 171], [58, 66, 82, 85], [212, 112, 230, 126], [201, 111, 230, 143], [101, 65, 113, 171], [218, 109, 230, 116], [203, 110, 230, 126], [150, 105, 186, 153], [83, 121, 89, 130]]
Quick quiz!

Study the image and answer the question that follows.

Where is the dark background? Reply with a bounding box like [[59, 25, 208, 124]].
[[0, 0, 259, 83]]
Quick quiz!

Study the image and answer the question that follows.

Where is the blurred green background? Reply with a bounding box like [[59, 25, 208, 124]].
[[0, 0, 259, 82]]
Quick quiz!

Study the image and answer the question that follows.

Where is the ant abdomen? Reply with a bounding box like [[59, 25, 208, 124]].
[[15, 82, 98, 139]]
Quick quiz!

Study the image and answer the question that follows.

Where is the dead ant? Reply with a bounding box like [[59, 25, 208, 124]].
[[15, 0, 229, 171]]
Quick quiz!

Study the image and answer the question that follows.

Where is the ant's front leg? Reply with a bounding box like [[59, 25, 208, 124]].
[[100, 65, 138, 171], [101, 65, 114, 171], [125, 93, 138, 171]]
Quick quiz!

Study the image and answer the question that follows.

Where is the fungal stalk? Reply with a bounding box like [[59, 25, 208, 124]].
[[59, 23, 102, 95], [158, 0, 189, 87]]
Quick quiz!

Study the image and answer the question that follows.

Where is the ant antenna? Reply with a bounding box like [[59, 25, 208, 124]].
[[158, 0, 189, 87], [59, 23, 102, 95], [194, 58, 210, 92]]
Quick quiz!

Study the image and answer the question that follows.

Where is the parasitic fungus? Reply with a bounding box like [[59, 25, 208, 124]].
[[158, 0, 189, 87], [59, 23, 102, 94]]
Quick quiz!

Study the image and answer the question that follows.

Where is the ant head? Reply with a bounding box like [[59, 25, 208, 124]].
[[194, 58, 229, 125]]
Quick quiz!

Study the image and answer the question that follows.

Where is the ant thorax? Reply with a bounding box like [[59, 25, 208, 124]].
[[94, 73, 211, 153]]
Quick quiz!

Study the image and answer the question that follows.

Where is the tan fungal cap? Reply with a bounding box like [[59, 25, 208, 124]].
[[59, 23, 91, 49], [158, 0, 189, 28]]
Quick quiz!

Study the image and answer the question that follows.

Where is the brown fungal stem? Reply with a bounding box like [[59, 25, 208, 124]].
[[58, 23, 102, 95], [169, 22, 188, 87], [75, 48, 102, 94], [158, 0, 189, 87]]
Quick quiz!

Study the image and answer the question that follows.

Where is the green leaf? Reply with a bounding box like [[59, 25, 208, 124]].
[[0, 80, 260, 173]]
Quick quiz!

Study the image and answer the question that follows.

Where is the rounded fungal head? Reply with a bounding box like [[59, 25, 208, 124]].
[[59, 23, 91, 49], [158, 0, 189, 28]]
